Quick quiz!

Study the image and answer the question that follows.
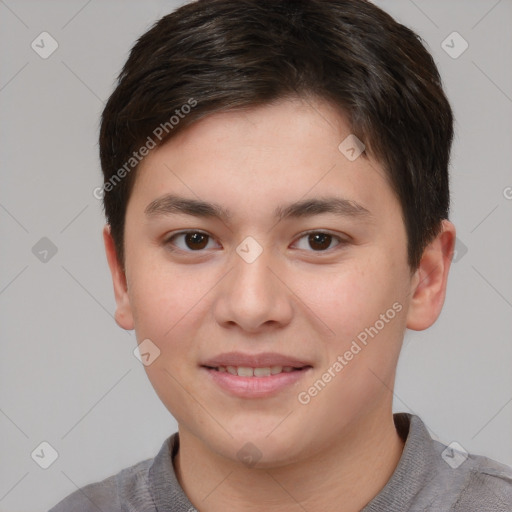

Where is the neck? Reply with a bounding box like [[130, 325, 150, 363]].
[[173, 407, 405, 512]]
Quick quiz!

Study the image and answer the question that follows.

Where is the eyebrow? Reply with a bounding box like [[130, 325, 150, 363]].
[[144, 193, 373, 223]]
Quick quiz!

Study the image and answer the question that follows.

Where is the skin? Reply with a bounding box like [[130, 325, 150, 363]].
[[104, 97, 456, 512]]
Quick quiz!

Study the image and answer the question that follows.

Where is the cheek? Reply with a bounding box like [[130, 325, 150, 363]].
[[304, 254, 407, 394], [305, 260, 399, 340], [128, 263, 210, 423], [298, 271, 405, 432], [129, 277, 175, 341], [127, 251, 207, 339], [127, 259, 217, 393]]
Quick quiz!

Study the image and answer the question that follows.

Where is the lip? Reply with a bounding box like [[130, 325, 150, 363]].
[[201, 351, 312, 369], [202, 366, 312, 398], [200, 352, 313, 398]]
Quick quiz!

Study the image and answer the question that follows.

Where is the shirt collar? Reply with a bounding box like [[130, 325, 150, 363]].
[[361, 413, 438, 511], [149, 429, 197, 511], [148, 413, 436, 511]]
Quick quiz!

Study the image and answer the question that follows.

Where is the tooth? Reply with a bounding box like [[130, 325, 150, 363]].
[[226, 366, 238, 375], [254, 367, 271, 377], [237, 366, 254, 377], [219, 365, 293, 377]]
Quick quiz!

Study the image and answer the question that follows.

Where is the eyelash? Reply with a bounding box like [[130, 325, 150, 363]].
[[163, 229, 348, 255]]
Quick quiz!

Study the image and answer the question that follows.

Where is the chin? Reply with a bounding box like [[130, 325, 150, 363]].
[[214, 423, 307, 469]]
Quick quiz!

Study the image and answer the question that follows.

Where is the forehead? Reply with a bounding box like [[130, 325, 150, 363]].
[[131, 97, 399, 224]]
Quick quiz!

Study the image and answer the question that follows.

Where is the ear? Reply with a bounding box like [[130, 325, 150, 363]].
[[103, 225, 134, 330], [406, 219, 456, 331]]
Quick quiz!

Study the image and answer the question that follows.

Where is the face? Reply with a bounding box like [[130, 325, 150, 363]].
[[105, 97, 451, 467]]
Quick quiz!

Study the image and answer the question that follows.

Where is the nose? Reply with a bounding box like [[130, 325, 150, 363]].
[[212, 242, 294, 333]]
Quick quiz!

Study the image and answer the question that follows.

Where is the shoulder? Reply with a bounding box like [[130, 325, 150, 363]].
[[453, 451, 512, 511], [429, 438, 512, 512], [388, 414, 512, 512], [47, 456, 154, 512]]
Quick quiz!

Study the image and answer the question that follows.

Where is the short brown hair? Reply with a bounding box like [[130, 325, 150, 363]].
[[99, 0, 453, 270]]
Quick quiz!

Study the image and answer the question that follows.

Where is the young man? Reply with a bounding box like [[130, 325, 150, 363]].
[[49, 0, 512, 510]]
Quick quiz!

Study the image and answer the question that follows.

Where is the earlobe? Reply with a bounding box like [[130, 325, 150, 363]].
[[103, 225, 135, 331], [406, 220, 456, 331]]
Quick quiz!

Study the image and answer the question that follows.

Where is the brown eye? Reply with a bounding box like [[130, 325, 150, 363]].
[[294, 231, 343, 252], [165, 231, 216, 252], [308, 233, 333, 251], [184, 232, 209, 250]]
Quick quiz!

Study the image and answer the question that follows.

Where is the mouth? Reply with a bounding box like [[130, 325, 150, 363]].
[[200, 353, 313, 398], [202, 364, 311, 377]]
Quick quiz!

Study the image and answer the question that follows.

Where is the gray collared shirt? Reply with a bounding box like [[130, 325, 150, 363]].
[[48, 413, 512, 511]]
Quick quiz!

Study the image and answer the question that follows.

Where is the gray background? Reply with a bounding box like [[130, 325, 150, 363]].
[[0, 0, 511, 510]]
